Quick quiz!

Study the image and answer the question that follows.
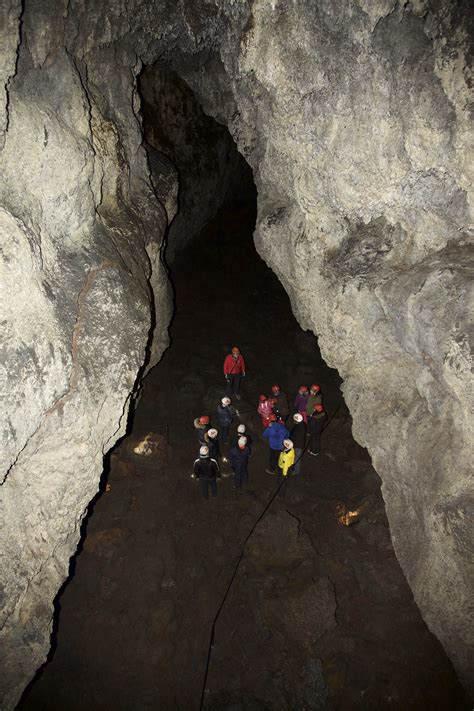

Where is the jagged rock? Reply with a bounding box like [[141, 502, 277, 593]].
[[0, 0, 472, 707]]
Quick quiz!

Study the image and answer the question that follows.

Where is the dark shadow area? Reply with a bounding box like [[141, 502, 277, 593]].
[[18, 66, 470, 711]]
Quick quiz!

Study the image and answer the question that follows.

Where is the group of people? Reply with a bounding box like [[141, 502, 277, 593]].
[[191, 347, 329, 499]]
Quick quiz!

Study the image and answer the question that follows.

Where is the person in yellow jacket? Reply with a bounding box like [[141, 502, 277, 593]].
[[277, 439, 295, 496]]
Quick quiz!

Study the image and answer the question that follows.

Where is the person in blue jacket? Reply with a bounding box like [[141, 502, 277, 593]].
[[262, 414, 289, 475]]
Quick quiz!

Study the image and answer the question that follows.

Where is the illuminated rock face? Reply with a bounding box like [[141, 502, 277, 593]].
[[1, 1, 472, 706]]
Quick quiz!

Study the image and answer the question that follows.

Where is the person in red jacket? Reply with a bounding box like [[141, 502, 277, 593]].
[[257, 395, 276, 428], [223, 346, 246, 399]]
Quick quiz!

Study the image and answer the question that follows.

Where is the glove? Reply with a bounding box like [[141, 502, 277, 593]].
[[235, 410, 240, 416], [190, 473, 196, 479], [225, 375, 229, 381], [242, 372, 246, 377]]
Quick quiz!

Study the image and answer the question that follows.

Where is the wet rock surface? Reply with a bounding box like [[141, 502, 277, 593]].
[[19, 203, 469, 710]]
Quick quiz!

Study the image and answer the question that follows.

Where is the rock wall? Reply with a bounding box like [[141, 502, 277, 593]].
[[1, 0, 472, 706], [0, 6, 174, 709]]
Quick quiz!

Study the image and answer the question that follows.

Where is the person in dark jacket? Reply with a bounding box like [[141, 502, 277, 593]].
[[289, 412, 307, 475], [306, 384, 323, 418], [271, 384, 289, 421], [229, 436, 250, 489], [205, 428, 220, 462], [230, 423, 253, 452], [262, 415, 290, 474], [192, 445, 220, 498], [216, 397, 237, 443], [223, 346, 246, 399], [194, 415, 210, 446], [308, 404, 328, 456]]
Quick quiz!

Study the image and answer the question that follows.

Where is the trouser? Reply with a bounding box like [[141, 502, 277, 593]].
[[226, 373, 242, 396], [200, 478, 217, 498], [219, 423, 230, 442], [292, 447, 303, 475], [277, 468, 288, 496], [309, 432, 321, 454], [268, 447, 280, 472], [234, 467, 248, 489]]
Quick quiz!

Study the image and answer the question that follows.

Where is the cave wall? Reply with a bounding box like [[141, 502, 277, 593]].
[[0, 6, 175, 709], [0, 0, 472, 707]]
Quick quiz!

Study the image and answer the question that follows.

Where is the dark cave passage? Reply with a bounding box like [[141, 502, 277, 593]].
[[18, 70, 469, 711]]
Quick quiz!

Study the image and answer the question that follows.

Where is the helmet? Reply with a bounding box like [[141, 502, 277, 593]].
[[299, 385, 308, 393], [238, 436, 247, 448], [207, 428, 218, 438], [221, 397, 231, 406], [199, 415, 209, 425], [199, 445, 209, 456], [271, 384, 280, 393], [310, 384, 320, 393], [314, 404, 324, 413], [231, 346, 240, 355], [269, 414, 277, 422], [237, 424, 246, 434], [293, 413, 303, 423], [283, 439, 293, 449], [259, 394, 267, 402]]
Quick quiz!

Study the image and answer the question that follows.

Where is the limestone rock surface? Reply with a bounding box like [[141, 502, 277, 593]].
[[1, 0, 473, 707]]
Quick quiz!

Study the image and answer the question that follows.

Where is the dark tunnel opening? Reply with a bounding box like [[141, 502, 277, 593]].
[[17, 64, 470, 711]]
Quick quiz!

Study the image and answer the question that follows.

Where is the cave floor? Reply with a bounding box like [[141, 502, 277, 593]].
[[20, 201, 468, 710]]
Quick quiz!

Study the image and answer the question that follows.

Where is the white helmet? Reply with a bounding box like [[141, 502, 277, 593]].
[[207, 428, 218, 439], [199, 445, 209, 456], [221, 397, 231, 406], [283, 439, 293, 450], [237, 424, 246, 434], [293, 413, 303, 423], [238, 436, 247, 447]]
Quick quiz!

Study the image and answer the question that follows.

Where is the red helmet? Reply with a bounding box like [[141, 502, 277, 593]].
[[314, 404, 324, 413], [259, 394, 267, 402], [299, 385, 308, 393], [199, 415, 210, 425], [310, 384, 320, 393], [271, 384, 280, 393], [269, 414, 277, 422]]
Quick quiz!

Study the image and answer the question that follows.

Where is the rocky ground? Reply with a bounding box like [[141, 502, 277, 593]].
[[19, 200, 469, 710]]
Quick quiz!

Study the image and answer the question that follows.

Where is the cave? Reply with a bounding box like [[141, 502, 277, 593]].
[[1, 2, 473, 710]]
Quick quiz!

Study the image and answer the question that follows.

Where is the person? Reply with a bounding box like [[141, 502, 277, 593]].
[[193, 415, 210, 446], [257, 394, 275, 428], [306, 384, 323, 418], [194, 415, 211, 445], [205, 428, 220, 462], [277, 439, 295, 495], [308, 404, 328, 456], [262, 414, 289, 474], [229, 436, 251, 489], [223, 346, 246, 400], [192, 445, 220, 499], [294, 385, 309, 422], [271, 384, 289, 421], [230, 423, 252, 452], [289, 413, 307, 475], [216, 396, 237, 443]]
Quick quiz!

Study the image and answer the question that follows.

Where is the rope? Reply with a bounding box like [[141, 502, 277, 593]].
[[198, 394, 342, 709]]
